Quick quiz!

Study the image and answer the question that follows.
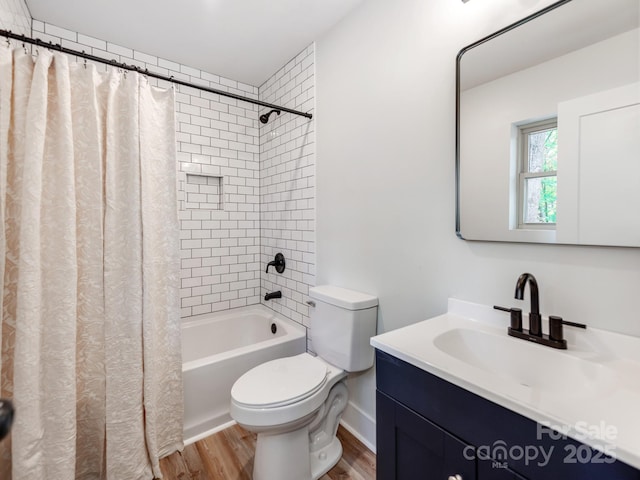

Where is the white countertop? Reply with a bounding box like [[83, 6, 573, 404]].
[[370, 298, 640, 470]]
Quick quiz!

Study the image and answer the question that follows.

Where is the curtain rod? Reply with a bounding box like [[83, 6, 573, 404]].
[[0, 29, 313, 120]]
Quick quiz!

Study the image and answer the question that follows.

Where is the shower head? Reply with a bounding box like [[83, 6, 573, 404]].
[[259, 109, 281, 124]]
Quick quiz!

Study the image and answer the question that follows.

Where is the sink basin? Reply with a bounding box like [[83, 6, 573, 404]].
[[433, 327, 615, 396]]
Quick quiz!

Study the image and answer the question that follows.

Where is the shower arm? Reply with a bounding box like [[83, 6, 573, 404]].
[[259, 109, 281, 124]]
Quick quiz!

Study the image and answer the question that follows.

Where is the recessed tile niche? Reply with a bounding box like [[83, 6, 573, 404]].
[[185, 173, 223, 210]]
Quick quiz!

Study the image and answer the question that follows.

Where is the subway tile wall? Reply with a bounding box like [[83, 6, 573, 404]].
[[21, 19, 316, 331], [0, 0, 30, 35], [259, 45, 316, 337]]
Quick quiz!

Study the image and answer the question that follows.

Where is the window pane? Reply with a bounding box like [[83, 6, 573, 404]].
[[527, 128, 557, 173], [524, 176, 557, 223]]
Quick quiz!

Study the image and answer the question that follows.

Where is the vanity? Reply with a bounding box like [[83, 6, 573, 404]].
[[371, 299, 640, 480]]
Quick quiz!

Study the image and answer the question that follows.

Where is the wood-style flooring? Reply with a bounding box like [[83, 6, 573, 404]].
[[159, 424, 376, 480]]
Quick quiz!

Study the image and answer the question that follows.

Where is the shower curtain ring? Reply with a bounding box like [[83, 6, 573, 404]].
[[82, 52, 87, 69], [169, 75, 177, 91]]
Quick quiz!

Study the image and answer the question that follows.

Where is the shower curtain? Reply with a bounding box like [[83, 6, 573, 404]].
[[0, 45, 183, 479]]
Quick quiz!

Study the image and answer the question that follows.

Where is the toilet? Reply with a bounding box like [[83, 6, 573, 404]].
[[230, 285, 378, 480]]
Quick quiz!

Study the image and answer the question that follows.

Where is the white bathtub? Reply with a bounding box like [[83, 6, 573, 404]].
[[182, 304, 307, 445]]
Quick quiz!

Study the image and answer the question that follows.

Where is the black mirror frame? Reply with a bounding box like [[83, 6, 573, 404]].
[[455, 0, 572, 239]]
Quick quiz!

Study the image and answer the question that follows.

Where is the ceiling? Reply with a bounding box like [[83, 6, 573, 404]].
[[25, 0, 366, 87]]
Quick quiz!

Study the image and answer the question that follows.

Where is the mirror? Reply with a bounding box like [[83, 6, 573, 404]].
[[456, 0, 640, 246]]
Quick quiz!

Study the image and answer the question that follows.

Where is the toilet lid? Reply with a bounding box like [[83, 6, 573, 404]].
[[232, 354, 328, 408]]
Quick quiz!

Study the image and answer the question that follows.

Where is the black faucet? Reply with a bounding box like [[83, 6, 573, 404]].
[[494, 273, 586, 350], [266, 253, 286, 274], [264, 290, 282, 301], [514, 272, 541, 337]]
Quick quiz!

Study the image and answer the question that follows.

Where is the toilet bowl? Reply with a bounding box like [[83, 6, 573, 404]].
[[231, 353, 348, 480], [230, 285, 378, 480]]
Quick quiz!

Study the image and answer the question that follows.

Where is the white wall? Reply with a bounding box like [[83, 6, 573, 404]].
[[316, 0, 640, 449]]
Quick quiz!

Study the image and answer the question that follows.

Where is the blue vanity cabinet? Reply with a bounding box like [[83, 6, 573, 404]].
[[377, 390, 476, 479], [375, 350, 640, 480], [377, 391, 525, 480]]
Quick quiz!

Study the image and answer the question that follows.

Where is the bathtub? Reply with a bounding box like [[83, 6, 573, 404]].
[[182, 304, 307, 445]]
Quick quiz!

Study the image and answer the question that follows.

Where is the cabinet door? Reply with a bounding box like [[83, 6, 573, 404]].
[[377, 391, 476, 480]]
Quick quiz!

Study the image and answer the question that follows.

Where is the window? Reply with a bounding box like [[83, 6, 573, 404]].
[[518, 119, 557, 228]]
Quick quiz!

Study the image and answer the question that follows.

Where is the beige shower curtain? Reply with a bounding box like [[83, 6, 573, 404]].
[[0, 45, 183, 479]]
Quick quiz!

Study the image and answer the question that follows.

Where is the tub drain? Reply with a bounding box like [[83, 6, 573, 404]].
[[271, 323, 277, 334]]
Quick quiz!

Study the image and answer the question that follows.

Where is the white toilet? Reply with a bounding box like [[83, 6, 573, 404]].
[[230, 285, 378, 480]]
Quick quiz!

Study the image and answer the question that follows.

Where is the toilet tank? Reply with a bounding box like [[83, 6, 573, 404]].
[[308, 285, 378, 372]]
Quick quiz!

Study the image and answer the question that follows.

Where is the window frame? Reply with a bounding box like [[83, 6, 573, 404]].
[[517, 118, 558, 229]]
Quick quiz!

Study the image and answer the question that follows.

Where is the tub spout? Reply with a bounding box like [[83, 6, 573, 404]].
[[264, 291, 282, 301]]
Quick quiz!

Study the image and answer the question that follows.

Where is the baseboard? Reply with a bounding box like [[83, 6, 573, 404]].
[[340, 401, 376, 453], [183, 402, 377, 453], [184, 419, 236, 446]]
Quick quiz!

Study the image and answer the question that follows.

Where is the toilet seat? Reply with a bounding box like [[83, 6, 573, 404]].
[[232, 353, 328, 409]]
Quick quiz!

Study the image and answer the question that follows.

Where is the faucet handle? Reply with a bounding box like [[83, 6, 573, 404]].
[[549, 316, 564, 342], [265, 252, 286, 274], [493, 305, 522, 332], [550, 315, 587, 341], [560, 319, 587, 329]]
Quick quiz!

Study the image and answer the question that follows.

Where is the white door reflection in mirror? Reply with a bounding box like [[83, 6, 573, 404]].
[[557, 83, 640, 246]]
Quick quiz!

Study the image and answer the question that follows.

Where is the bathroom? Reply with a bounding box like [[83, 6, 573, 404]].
[[0, 0, 638, 478]]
